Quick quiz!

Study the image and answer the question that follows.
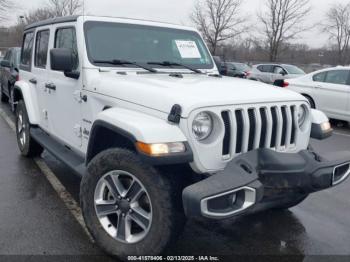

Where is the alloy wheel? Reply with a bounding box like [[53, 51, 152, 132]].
[[94, 170, 152, 244]]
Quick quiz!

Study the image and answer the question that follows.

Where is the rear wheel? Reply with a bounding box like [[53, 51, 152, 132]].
[[0, 83, 9, 103], [80, 148, 186, 259], [16, 100, 43, 157]]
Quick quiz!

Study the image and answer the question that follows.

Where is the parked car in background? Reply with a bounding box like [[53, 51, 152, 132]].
[[285, 67, 350, 122], [212, 56, 225, 74], [248, 64, 305, 84], [0, 47, 21, 112], [221, 62, 251, 78]]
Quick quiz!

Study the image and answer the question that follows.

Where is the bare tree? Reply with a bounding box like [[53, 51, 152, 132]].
[[190, 0, 246, 55], [24, 7, 56, 24], [321, 3, 350, 65], [0, 0, 12, 22], [259, 0, 311, 62], [48, 0, 82, 17]]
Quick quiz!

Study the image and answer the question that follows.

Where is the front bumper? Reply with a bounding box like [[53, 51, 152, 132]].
[[183, 149, 350, 219]]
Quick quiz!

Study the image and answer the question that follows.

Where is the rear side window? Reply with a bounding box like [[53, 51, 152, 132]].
[[21, 32, 34, 67], [55, 27, 79, 70], [324, 70, 349, 85], [313, 72, 327, 82], [257, 65, 273, 72], [35, 30, 50, 68]]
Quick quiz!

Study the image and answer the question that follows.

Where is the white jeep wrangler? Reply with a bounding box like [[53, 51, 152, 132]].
[[14, 15, 350, 259]]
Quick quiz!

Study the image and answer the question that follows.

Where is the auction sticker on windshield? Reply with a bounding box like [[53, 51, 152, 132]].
[[175, 40, 201, 59]]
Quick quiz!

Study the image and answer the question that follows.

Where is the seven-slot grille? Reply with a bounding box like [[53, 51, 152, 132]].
[[221, 105, 298, 156]]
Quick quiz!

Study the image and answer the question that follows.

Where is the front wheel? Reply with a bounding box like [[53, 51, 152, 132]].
[[80, 149, 186, 259]]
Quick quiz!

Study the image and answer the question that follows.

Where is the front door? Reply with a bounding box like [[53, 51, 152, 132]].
[[313, 69, 350, 118], [45, 25, 82, 151]]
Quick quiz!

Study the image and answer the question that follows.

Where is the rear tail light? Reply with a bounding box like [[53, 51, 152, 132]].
[[16, 75, 19, 81], [282, 81, 289, 87], [246, 71, 251, 77]]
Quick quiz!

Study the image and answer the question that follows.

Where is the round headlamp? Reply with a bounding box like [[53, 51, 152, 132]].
[[192, 112, 213, 141]]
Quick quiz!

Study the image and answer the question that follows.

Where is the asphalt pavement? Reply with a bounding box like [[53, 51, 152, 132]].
[[0, 102, 349, 261]]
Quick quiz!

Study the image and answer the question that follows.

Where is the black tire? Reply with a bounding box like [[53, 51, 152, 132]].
[[80, 148, 186, 260], [304, 95, 315, 109], [9, 86, 16, 113], [0, 83, 9, 103], [16, 100, 44, 157], [274, 194, 309, 210]]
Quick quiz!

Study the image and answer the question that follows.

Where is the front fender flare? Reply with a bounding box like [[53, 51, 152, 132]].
[[94, 108, 188, 144]]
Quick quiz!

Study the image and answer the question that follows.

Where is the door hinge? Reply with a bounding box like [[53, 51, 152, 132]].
[[74, 124, 82, 138], [73, 91, 87, 103]]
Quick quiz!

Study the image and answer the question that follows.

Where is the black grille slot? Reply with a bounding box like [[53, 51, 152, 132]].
[[290, 106, 296, 144], [235, 110, 244, 153], [248, 109, 256, 151], [270, 107, 278, 148], [221, 111, 231, 155], [281, 106, 287, 146], [259, 108, 267, 148]]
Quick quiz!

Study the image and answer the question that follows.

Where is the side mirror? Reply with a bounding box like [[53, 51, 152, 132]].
[[50, 48, 79, 79], [1, 60, 11, 68], [281, 71, 287, 76], [50, 48, 74, 72]]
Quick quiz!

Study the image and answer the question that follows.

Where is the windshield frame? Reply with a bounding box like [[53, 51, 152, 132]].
[[83, 21, 215, 71]]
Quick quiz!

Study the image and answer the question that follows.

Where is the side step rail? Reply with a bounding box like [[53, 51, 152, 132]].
[[30, 127, 86, 177]]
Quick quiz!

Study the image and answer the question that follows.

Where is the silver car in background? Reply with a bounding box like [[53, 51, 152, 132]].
[[247, 64, 305, 84]]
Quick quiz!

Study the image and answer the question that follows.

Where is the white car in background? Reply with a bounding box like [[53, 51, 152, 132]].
[[247, 64, 305, 84], [285, 67, 350, 122]]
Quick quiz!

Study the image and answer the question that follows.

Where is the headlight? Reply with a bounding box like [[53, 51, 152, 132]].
[[298, 105, 307, 127], [192, 112, 213, 141]]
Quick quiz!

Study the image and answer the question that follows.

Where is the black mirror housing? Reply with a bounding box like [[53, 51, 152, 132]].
[[1, 60, 11, 68], [50, 48, 74, 72]]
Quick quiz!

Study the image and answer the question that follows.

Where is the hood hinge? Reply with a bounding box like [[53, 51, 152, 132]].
[[168, 104, 182, 124]]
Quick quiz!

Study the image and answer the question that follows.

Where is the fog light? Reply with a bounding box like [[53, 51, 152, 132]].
[[311, 121, 333, 140], [136, 142, 186, 156]]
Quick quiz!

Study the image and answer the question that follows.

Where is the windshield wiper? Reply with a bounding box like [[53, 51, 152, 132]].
[[93, 59, 158, 73], [147, 61, 202, 74]]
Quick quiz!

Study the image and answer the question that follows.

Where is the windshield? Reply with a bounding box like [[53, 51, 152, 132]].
[[84, 21, 214, 70], [283, 65, 305, 75], [230, 63, 250, 71]]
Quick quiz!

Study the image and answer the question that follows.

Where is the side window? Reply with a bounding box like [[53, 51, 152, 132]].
[[273, 66, 286, 74], [21, 32, 34, 67], [4, 50, 11, 61], [313, 72, 327, 82], [324, 70, 349, 85], [258, 65, 274, 72], [35, 30, 50, 68], [55, 27, 79, 70]]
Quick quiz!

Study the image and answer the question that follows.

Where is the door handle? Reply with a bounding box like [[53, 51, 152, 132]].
[[45, 83, 56, 91], [29, 78, 37, 84], [315, 85, 322, 89]]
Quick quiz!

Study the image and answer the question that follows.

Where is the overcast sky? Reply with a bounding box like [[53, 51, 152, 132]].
[[8, 0, 340, 48]]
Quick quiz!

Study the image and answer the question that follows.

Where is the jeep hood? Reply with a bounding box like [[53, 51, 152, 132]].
[[89, 73, 306, 117]]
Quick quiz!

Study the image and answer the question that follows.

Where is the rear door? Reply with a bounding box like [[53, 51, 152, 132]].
[[312, 69, 350, 119], [257, 65, 274, 83], [32, 28, 51, 130]]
